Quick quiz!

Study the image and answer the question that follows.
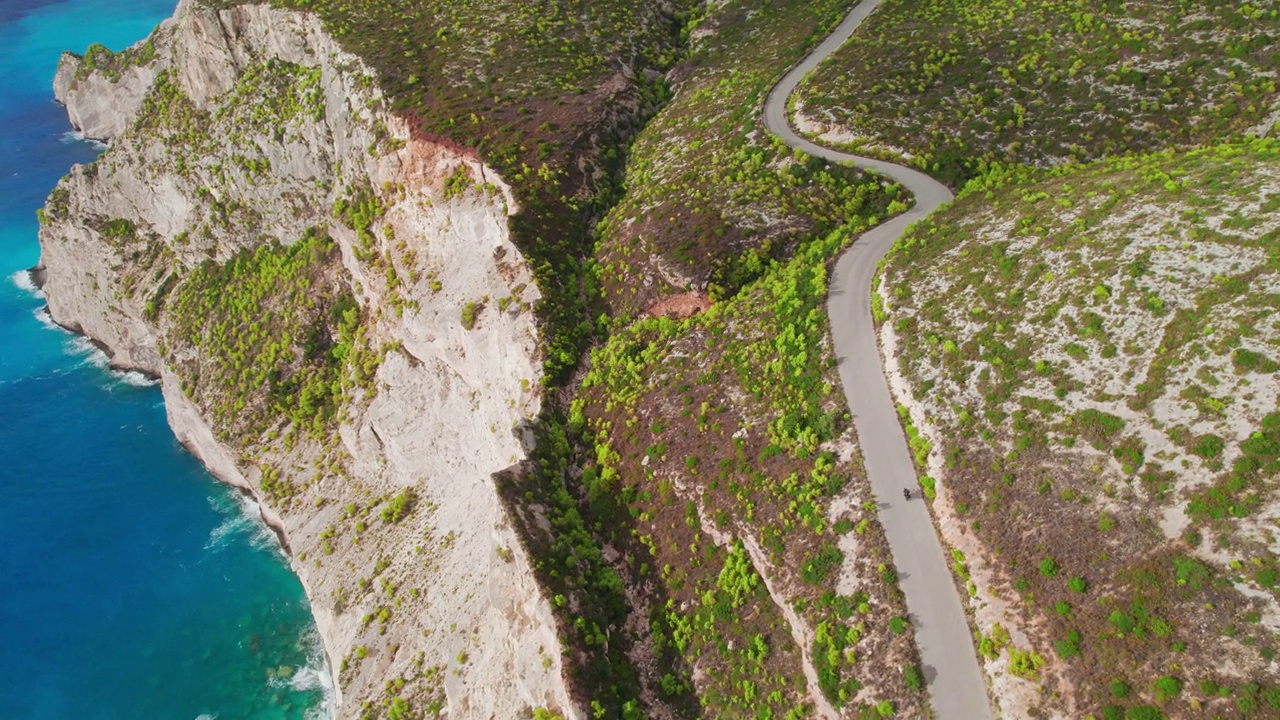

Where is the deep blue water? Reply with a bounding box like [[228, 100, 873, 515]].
[[0, 2, 330, 718]]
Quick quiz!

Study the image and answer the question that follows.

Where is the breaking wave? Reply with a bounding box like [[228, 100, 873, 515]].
[[260, 627, 335, 719], [10, 269, 43, 298], [112, 369, 159, 387], [61, 129, 108, 151], [205, 489, 278, 557]]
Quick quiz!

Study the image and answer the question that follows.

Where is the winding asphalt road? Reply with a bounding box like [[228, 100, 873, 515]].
[[763, 3, 994, 719]]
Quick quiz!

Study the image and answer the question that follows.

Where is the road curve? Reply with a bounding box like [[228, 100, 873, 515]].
[[763, 3, 994, 719]]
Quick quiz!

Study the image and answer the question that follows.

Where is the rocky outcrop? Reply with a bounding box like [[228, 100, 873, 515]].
[[38, 2, 575, 718]]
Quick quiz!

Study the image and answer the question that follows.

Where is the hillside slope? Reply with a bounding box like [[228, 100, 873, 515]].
[[879, 139, 1280, 718], [526, 0, 940, 717], [794, 0, 1280, 183]]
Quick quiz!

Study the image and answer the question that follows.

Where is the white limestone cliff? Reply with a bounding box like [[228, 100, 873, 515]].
[[37, 2, 575, 718]]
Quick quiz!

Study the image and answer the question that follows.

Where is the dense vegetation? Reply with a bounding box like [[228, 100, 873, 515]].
[[593, 0, 897, 315], [494, 0, 932, 716], [165, 231, 373, 497], [880, 139, 1280, 716], [566, 218, 924, 716], [75, 37, 158, 82], [796, 0, 1280, 184]]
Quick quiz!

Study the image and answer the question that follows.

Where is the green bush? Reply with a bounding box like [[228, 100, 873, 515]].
[[1234, 348, 1279, 374], [903, 665, 923, 691], [1192, 433, 1225, 460], [919, 475, 936, 499], [381, 488, 416, 524], [1109, 609, 1136, 635], [1076, 409, 1126, 449], [801, 544, 845, 584], [1055, 629, 1082, 658], [1153, 675, 1182, 702], [1008, 649, 1045, 680], [461, 301, 482, 330]]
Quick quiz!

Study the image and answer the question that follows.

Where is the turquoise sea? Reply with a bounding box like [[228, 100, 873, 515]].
[[0, 1, 330, 718]]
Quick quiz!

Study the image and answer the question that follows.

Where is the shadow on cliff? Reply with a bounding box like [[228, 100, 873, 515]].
[[495, 414, 702, 719]]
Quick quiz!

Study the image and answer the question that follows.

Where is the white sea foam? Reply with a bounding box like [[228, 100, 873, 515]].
[[32, 306, 160, 387], [291, 667, 326, 692], [298, 629, 336, 720], [194, 715, 217, 720], [258, 629, 335, 718], [33, 307, 64, 332], [205, 489, 277, 555], [10, 270, 43, 299], [204, 511, 252, 552], [66, 335, 110, 369], [61, 130, 108, 151], [111, 369, 159, 387]]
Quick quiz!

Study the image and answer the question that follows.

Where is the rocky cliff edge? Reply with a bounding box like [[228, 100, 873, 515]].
[[37, 1, 575, 717]]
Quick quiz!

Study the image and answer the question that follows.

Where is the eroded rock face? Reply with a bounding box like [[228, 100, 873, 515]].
[[38, 3, 574, 717]]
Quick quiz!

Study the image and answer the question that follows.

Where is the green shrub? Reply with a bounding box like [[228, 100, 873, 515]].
[[1039, 557, 1059, 578], [1076, 409, 1126, 449], [381, 488, 416, 524], [801, 544, 844, 584], [1109, 610, 1136, 635], [903, 665, 924, 691], [1068, 576, 1088, 593], [1008, 649, 1046, 679], [1234, 348, 1279, 374], [1172, 555, 1210, 589], [1192, 433, 1225, 460], [461, 301, 482, 330], [387, 697, 410, 720], [1055, 629, 1082, 658], [1153, 675, 1182, 702], [919, 475, 937, 499], [1111, 679, 1131, 698], [1262, 686, 1280, 710]]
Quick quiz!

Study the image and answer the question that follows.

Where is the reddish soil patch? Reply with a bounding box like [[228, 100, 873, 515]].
[[645, 291, 711, 319]]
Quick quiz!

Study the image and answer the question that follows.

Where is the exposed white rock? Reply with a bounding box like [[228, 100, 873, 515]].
[[38, 2, 574, 718]]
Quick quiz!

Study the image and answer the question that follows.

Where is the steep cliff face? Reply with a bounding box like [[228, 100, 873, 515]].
[[38, 2, 574, 717]]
